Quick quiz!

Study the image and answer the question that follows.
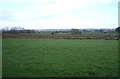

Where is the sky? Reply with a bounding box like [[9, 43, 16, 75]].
[[0, 0, 119, 29]]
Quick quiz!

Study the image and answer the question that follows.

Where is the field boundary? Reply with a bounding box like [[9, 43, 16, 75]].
[[2, 33, 119, 40]]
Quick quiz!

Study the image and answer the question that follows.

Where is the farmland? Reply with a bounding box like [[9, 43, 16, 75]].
[[2, 32, 118, 40], [2, 38, 118, 77]]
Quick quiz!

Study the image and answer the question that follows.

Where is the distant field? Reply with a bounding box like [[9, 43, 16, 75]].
[[2, 32, 118, 40], [2, 39, 118, 77], [82, 32, 118, 35]]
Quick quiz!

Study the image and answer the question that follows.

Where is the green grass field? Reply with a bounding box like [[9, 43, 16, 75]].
[[2, 39, 118, 77]]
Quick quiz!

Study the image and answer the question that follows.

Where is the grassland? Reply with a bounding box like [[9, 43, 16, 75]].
[[2, 39, 118, 77]]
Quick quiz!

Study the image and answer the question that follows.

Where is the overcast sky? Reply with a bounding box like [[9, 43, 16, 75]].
[[0, 0, 119, 29]]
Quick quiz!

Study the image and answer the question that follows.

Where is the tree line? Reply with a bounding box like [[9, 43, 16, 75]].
[[2, 26, 119, 35]]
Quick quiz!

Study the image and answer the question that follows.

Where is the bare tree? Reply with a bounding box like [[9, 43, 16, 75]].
[[70, 29, 82, 35]]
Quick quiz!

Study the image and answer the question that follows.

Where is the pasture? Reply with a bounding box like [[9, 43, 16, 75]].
[[2, 39, 118, 77]]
